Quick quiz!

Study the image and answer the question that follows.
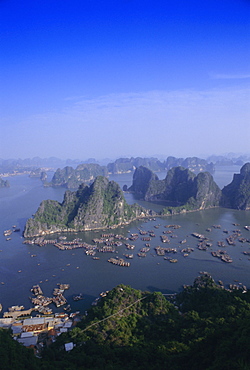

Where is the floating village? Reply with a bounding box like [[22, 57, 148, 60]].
[[1, 219, 250, 353], [20, 221, 250, 267]]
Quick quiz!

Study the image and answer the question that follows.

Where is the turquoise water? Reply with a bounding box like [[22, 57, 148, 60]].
[[0, 166, 249, 315]]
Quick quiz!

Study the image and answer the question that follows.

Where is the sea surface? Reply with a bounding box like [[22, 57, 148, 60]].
[[1, 165, 250, 315]]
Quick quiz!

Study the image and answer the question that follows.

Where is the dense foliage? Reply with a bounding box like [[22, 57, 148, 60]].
[[0, 328, 40, 370], [1, 275, 250, 369], [24, 177, 150, 237]]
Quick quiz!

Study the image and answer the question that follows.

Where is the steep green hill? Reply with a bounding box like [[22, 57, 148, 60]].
[[41, 275, 250, 370], [1, 275, 250, 369], [24, 176, 152, 237], [128, 166, 221, 213]]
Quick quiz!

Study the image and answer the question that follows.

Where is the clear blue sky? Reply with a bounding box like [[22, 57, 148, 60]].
[[1, 0, 249, 160]]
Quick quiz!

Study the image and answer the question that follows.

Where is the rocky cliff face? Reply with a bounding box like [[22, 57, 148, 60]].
[[221, 163, 250, 210], [46, 163, 108, 189], [128, 166, 165, 201], [127, 166, 221, 212], [163, 167, 196, 204], [24, 176, 153, 237], [190, 171, 222, 210]]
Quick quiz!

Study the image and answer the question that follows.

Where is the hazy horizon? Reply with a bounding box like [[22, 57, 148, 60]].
[[1, 1, 249, 160]]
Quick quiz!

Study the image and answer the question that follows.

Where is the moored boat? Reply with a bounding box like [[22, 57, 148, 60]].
[[73, 294, 83, 301]]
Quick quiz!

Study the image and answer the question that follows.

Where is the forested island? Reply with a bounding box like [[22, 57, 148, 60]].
[[24, 163, 250, 238], [1, 274, 250, 369], [0, 156, 216, 189], [40, 156, 216, 189], [44, 163, 108, 189], [126, 165, 221, 214], [126, 162, 250, 213], [24, 176, 154, 237]]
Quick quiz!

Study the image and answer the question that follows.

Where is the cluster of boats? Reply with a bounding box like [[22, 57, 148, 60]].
[[211, 250, 233, 263], [3, 226, 20, 241], [20, 219, 250, 278], [28, 283, 83, 314], [3, 225, 20, 235], [93, 233, 128, 244], [155, 246, 178, 256], [108, 257, 130, 267]]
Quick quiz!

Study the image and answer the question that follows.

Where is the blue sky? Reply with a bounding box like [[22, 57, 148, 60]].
[[1, 0, 249, 160]]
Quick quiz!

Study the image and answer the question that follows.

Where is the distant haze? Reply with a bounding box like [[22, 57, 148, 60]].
[[1, 1, 249, 160]]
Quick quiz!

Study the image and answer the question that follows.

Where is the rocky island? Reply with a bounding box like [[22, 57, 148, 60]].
[[126, 165, 221, 214], [29, 168, 48, 181], [164, 156, 215, 174], [107, 156, 215, 174], [107, 157, 164, 174], [44, 163, 108, 189], [221, 162, 250, 210], [24, 163, 250, 237], [24, 176, 154, 237]]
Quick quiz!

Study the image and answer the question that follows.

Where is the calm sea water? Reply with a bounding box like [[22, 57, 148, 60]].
[[1, 165, 250, 315]]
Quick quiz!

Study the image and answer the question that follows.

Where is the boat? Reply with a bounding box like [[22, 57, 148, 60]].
[[3, 230, 12, 236], [73, 293, 83, 301], [64, 304, 71, 312], [8, 305, 25, 312], [100, 291, 109, 298], [123, 253, 134, 259]]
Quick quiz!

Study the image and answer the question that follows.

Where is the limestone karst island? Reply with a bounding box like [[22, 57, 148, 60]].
[[24, 163, 250, 238]]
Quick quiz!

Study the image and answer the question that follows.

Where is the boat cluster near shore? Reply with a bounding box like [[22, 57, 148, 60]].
[[20, 220, 250, 270], [3, 218, 250, 310], [1, 218, 250, 350]]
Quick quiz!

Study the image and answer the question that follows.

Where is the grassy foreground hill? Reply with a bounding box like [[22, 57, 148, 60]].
[[2, 275, 250, 369], [41, 276, 250, 370]]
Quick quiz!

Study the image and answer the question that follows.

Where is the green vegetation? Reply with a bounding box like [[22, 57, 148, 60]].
[[24, 163, 250, 237], [1, 275, 250, 369], [41, 277, 250, 369], [161, 202, 197, 215], [24, 177, 150, 237], [0, 328, 40, 369], [46, 164, 108, 189]]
